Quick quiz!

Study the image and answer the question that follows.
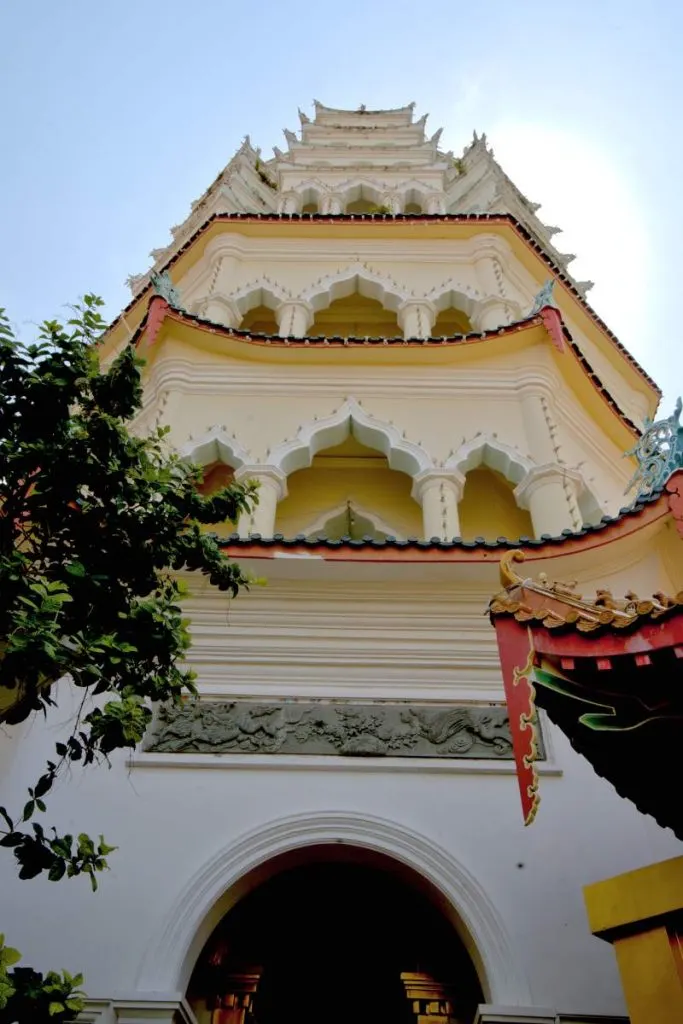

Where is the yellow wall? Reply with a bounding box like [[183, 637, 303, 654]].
[[275, 453, 422, 538], [458, 467, 533, 541], [309, 294, 401, 338], [433, 307, 472, 335], [240, 304, 279, 334]]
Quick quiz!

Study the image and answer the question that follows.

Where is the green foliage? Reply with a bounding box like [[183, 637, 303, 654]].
[[0, 295, 258, 884], [0, 943, 85, 1024]]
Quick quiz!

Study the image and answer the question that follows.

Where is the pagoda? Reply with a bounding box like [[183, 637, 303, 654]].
[[2, 101, 681, 1024]]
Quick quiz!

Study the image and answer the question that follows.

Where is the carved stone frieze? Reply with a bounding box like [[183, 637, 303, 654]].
[[146, 700, 539, 759]]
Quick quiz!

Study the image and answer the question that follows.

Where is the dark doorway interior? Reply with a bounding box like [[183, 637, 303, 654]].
[[188, 850, 483, 1024]]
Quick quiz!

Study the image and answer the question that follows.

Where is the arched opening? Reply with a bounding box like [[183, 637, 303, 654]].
[[310, 293, 401, 338], [404, 201, 422, 214], [458, 467, 533, 541], [432, 306, 473, 336], [186, 846, 484, 1024], [197, 461, 235, 497], [274, 432, 421, 538], [239, 304, 279, 335]]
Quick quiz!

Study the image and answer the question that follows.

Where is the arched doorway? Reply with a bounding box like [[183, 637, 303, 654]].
[[186, 846, 484, 1024]]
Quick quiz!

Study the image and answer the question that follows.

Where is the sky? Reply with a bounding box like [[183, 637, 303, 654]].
[[1, 0, 682, 412]]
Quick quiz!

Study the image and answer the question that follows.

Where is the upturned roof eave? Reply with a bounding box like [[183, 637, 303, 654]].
[[104, 213, 661, 405]]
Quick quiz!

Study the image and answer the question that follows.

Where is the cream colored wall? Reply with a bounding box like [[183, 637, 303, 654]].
[[275, 463, 422, 538], [139, 330, 633, 531], [171, 230, 653, 428]]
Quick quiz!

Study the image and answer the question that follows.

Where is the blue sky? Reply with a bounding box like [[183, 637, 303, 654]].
[[1, 0, 682, 411]]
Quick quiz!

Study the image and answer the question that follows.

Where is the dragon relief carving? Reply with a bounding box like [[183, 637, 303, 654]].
[[147, 700, 524, 759]]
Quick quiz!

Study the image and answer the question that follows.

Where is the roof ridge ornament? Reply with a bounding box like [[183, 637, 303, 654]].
[[624, 397, 683, 497], [529, 279, 557, 315], [150, 270, 181, 309]]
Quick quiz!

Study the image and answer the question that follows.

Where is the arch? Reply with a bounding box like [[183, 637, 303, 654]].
[[446, 436, 534, 486], [425, 279, 482, 322], [269, 398, 433, 477], [303, 500, 405, 540], [302, 263, 409, 313], [179, 427, 250, 471], [228, 276, 292, 317], [135, 810, 532, 1006]]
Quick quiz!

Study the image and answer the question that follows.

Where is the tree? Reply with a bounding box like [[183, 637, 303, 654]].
[[0, 296, 258, 1020]]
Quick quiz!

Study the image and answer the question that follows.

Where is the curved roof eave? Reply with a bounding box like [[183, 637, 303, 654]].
[[105, 212, 661, 402]]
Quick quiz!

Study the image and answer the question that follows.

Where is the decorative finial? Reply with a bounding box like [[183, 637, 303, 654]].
[[150, 270, 181, 308], [529, 279, 557, 315], [429, 128, 443, 146], [499, 550, 526, 588], [298, 107, 310, 125], [624, 397, 683, 497], [283, 128, 298, 147]]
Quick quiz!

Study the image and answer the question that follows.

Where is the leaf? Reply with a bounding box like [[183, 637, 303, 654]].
[[48, 1001, 65, 1015], [0, 833, 24, 848], [0, 946, 21, 967], [0, 807, 13, 830]]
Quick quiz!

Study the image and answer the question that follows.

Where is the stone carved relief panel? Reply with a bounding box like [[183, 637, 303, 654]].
[[147, 700, 542, 759]]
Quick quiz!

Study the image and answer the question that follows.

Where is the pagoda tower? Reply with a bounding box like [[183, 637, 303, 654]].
[[2, 102, 682, 1024]]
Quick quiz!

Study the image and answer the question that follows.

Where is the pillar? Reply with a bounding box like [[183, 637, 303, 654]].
[[401, 973, 457, 1024], [412, 471, 465, 541], [233, 465, 287, 538], [471, 246, 520, 330], [514, 465, 582, 538], [398, 300, 436, 339], [425, 193, 446, 215], [320, 193, 344, 214], [472, 296, 515, 331], [275, 300, 314, 338], [210, 970, 262, 1024], [277, 191, 302, 214], [382, 191, 403, 214], [584, 856, 683, 1024], [515, 387, 583, 536]]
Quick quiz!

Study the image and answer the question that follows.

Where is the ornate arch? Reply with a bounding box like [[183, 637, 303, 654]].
[[269, 398, 433, 477], [227, 275, 293, 316], [424, 277, 482, 319], [302, 262, 409, 313], [179, 427, 250, 470], [446, 435, 534, 485], [135, 810, 532, 1005]]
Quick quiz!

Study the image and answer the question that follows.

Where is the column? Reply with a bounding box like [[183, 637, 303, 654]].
[[320, 193, 344, 214], [202, 295, 241, 328], [234, 465, 287, 538], [425, 193, 446, 215], [398, 300, 436, 339], [277, 191, 302, 214], [210, 970, 262, 1024], [584, 855, 683, 1024], [381, 191, 403, 214], [401, 972, 457, 1024], [412, 471, 465, 540], [471, 247, 518, 330], [275, 300, 314, 338], [514, 465, 582, 538], [471, 296, 515, 331]]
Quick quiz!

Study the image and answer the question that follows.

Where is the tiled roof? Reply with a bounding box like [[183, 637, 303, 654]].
[[489, 548, 683, 632], [110, 212, 660, 397], [213, 485, 663, 554]]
